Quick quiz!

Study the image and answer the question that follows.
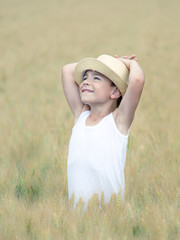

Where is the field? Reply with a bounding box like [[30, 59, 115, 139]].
[[0, 0, 180, 239]]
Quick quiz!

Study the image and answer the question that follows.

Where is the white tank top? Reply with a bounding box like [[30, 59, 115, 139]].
[[67, 111, 128, 209]]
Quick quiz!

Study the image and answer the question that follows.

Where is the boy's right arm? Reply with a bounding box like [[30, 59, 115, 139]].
[[62, 63, 88, 120]]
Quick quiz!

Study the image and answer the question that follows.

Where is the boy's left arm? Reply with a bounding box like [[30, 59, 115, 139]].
[[116, 56, 145, 134]]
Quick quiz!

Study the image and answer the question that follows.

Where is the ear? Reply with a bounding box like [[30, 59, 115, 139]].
[[111, 87, 121, 99]]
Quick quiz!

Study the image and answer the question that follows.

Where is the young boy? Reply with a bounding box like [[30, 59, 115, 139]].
[[62, 54, 145, 210]]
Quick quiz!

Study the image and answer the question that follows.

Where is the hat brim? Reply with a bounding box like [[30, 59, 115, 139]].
[[74, 57, 128, 96]]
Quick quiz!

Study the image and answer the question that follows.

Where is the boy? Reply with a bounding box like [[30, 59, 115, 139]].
[[62, 54, 145, 210]]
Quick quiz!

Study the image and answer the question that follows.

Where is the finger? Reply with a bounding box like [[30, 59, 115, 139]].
[[121, 56, 129, 59], [128, 54, 136, 59], [133, 57, 138, 61], [114, 55, 118, 58]]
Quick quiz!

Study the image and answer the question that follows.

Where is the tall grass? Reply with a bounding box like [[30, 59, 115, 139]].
[[0, 0, 180, 239]]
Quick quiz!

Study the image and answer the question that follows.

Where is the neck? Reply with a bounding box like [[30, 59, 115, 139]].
[[88, 105, 114, 120]]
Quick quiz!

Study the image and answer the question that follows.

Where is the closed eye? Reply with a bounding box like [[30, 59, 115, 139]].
[[82, 76, 87, 81], [94, 76, 100, 80]]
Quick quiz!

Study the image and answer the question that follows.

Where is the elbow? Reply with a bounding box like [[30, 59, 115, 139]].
[[61, 64, 71, 80], [62, 63, 77, 76], [62, 64, 70, 74], [130, 75, 145, 93], [61, 65, 70, 84], [134, 73, 145, 87]]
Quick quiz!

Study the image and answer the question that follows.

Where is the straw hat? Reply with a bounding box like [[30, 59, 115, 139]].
[[74, 54, 129, 96]]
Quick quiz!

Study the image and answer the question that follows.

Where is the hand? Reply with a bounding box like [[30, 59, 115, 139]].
[[114, 54, 138, 70], [114, 54, 138, 61]]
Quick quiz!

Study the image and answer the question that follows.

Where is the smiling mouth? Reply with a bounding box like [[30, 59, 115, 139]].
[[82, 89, 94, 93]]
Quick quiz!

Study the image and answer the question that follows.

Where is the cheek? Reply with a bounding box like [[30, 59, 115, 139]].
[[79, 82, 83, 90]]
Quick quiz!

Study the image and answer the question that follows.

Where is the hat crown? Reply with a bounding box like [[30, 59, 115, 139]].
[[97, 55, 129, 84]]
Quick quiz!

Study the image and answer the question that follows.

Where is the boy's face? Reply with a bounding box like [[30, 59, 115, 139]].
[[79, 70, 117, 106]]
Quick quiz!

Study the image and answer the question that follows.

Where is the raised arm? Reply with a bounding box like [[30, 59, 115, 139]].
[[115, 55, 145, 134], [62, 63, 89, 120]]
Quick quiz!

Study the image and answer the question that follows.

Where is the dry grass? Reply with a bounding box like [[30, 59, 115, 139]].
[[0, 0, 180, 239]]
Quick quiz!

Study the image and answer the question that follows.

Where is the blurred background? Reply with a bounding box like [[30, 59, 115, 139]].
[[0, 0, 180, 239]]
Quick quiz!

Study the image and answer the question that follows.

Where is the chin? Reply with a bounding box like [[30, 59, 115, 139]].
[[81, 96, 91, 103]]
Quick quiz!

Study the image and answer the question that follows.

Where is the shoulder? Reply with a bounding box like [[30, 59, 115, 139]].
[[74, 109, 90, 126], [74, 105, 90, 124]]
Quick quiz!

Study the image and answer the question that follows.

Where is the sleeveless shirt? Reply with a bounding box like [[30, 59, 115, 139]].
[[67, 111, 128, 209]]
